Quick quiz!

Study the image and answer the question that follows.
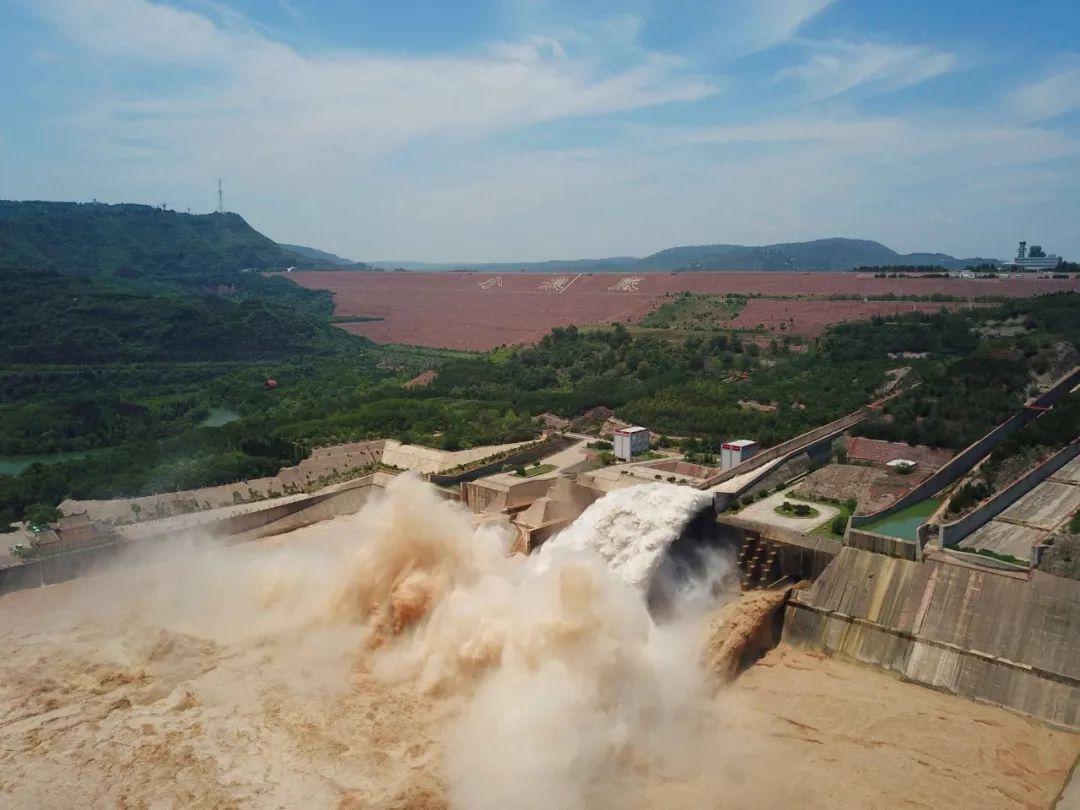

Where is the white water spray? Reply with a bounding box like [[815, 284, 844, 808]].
[[545, 482, 714, 591]]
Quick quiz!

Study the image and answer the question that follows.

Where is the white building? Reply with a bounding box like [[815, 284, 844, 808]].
[[721, 439, 758, 470], [613, 426, 650, 461], [1004, 241, 1061, 271]]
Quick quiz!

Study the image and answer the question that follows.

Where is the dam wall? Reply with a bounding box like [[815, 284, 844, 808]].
[[716, 516, 840, 583], [784, 546, 1080, 729], [845, 527, 920, 560], [0, 474, 389, 597]]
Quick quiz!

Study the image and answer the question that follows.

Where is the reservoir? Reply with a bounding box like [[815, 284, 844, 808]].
[[0, 450, 104, 477], [199, 407, 241, 427]]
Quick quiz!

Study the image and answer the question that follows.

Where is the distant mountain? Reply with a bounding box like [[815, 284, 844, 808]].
[[390, 238, 996, 273], [278, 243, 372, 269], [0, 201, 313, 276]]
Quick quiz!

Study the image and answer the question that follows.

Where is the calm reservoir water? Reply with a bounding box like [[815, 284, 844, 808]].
[[0, 450, 103, 477], [199, 407, 242, 427], [861, 498, 941, 541]]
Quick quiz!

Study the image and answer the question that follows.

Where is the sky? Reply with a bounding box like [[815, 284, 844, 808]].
[[1, 0, 1078, 263]]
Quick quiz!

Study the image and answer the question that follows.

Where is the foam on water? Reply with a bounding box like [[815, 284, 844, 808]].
[[545, 482, 714, 591]]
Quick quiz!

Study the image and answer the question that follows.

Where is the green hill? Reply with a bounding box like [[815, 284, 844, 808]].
[[0, 201, 365, 364], [0, 201, 311, 276], [278, 242, 372, 269]]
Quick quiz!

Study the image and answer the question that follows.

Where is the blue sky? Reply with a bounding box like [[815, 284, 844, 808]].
[[2, 0, 1078, 262]]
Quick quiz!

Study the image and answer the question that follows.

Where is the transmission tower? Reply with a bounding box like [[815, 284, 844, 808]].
[[217, 178, 224, 214]]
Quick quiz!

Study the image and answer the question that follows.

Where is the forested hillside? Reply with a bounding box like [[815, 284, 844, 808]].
[[0, 201, 310, 275], [0, 268, 351, 364]]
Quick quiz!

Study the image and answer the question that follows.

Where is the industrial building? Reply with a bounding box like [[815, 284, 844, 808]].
[[613, 426, 650, 461], [721, 439, 758, 470], [1004, 241, 1061, 271]]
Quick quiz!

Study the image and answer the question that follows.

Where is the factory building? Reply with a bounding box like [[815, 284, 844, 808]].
[[613, 426, 650, 461], [721, 439, 758, 470], [1005, 241, 1061, 271]]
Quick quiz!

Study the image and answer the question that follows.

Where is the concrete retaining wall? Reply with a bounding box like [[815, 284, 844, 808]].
[[939, 438, 1080, 548], [711, 428, 849, 513], [716, 517, 840, 582], [429, 435, 573, 487], [699, 410, 866, 490], [0, 541, 129, 597], [784, 546, 1080, 729], [0, 476, 385, 597], [846, 527, 920, 561], [851, 365, 1080, 530]]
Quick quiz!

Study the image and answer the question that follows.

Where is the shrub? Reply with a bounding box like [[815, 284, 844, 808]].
[[831, 514, 848, 535], [23, 502, 61, 528]]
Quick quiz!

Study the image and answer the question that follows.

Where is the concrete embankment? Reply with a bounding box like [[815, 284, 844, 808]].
[[0, 474, 391, 596], [850, 365, 1080, 533], [716, 516, 839, 585], [940, 438, 1080, 556], [784, 546, 1080, 729]]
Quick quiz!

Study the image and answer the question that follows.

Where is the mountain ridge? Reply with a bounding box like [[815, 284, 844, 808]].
[[383, 238, 997, 273], [279, 243, 372, 269]]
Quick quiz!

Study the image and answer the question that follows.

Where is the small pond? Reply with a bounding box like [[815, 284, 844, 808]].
[[0, 449, 105, 477], [861, 498, 941, 542], [199, 407, 242, 428]]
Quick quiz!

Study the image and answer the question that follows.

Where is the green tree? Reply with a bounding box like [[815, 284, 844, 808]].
[[23, 502, 61, 528]]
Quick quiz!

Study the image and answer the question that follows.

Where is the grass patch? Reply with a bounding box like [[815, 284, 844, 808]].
[[959, 547, 1028, 567], [774, 500, 821, 519], [641, 292, 748, 330]]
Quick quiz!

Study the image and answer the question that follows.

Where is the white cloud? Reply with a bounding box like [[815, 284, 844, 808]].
[[707, 0, 835, 56], [36, 0, 715, 166], [1008, 59, 1080, 122], [777, 39, 956, 100]]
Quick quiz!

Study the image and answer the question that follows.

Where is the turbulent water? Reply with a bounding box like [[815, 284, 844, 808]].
[[1, 473, 1075, 809], [2, 474, 1074, 808], [545, 482, 714, 590], [327, 476, 727, 808]]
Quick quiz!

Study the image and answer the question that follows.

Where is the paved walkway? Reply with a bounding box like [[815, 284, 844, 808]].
[[736, 488, 839, 532]]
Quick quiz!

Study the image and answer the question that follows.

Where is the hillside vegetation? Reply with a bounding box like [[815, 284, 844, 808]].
[[278, 243, 372, 269], [0, 201, 311, 275], [1, 199, 1076, 536]]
